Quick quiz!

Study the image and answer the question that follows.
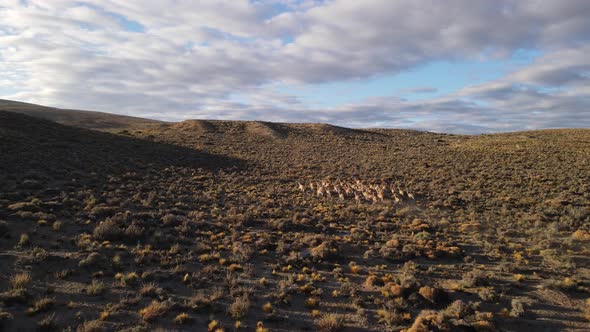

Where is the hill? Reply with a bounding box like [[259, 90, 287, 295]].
[[0, 99, 163, 131], [0, 101, 589, 331]]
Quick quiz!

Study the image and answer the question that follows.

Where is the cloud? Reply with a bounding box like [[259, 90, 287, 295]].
[[0, 0, 589, 133]]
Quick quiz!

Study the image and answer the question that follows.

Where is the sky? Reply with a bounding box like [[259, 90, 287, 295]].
[[1, 0, 589, 134]]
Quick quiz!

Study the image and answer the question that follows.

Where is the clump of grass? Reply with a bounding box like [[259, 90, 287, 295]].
[[461, 269, 487, 288], [305, 297, 320, 309], [418, 286, 447, 304], [37, 313, 57, 331], [583, 298, 590, 321], [92, 218, 121, 241], [10, 272, 31, 290], [229, 296, 250, 319], [510, 299, 525, 318], [52, 221, 62, 231], [442, 300, 473, 319], [315, 313, 344, 332], [256, 321, 269, 332], [0, 309, 14, 323], [118, 272, 140, 286], [27, 297, 55, 315], [76, 319, 104, 332], [79, 252, 102, 267], [139, 282, 161, 297], [174, 312, 192, 324], [139, 300, 170, 321], [208, 319, 221, 331], [376, 309, 412, 327], [262, 302, 273, 313], [16, 233, 30, 248], [86, 280, 106, 296], [407, 310, 446, 332]]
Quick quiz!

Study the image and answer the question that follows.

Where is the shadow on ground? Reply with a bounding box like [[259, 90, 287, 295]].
[[0, 111, 245, 193]]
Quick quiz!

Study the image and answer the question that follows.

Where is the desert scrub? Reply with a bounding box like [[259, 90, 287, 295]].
[[52, 220, 63, 231], [16, 233, 30, 248], [229, 296, 250, 319], [583, 298, 590, 321], [139, 300, 171, 321], [174, 312, 192, 324], [86, 280, 106, 296], [376, 308, 412, 327], [93, 218, 121, 241], [315, 313, 344, 332], [407, 310, 446, 332], [76, 319, 104, 332], [305, 297, 320, 309], [27, 297, 55, 315], [139, 282, 162, 297], [510, 299, 525, 318], [418, 286, 447, 304], [262, 302, 273, 313], [10, 272, 31, 289], [37, 313, 57, 330]]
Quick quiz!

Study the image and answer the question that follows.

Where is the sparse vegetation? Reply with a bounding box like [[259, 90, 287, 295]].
[[0, 110, 589, 331]]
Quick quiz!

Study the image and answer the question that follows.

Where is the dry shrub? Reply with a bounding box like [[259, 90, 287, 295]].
[[10, 272, 31, 290], [92, 218, 121, 241], [418, 286, 447, 304], [407, 310, 446, 332], [76, 320, 104, 332], [315, 313, 344, 332], [229, 296, 250, 319], [583, 298, 590, 321], [139, 300, 171, 321]]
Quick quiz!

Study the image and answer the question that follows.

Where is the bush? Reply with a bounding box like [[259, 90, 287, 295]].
[[92, 218, 121, 241], [229, 296, 250, 319], [139, 300, 171, 321]]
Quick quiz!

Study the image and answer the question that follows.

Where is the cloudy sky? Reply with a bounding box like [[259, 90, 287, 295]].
[[1, 0, 589, 133]]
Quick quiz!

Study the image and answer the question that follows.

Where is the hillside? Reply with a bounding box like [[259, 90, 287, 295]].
[[0, 103, 589, 331], [0, 99, 163, 132]]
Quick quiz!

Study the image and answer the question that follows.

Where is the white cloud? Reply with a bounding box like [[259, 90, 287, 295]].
[[0, 0, 589, 133]]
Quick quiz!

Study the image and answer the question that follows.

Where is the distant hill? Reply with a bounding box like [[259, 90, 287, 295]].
[[0, 99, 418, 138], [0, 99, 163, 132]]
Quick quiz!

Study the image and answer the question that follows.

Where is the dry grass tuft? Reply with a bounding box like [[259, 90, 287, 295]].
[[139, 300, 171, 321], [10, 272, 31, 290], [315, 313, 344, 332]]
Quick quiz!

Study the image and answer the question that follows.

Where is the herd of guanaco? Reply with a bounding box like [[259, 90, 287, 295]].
[[297, 179, 415, 204]]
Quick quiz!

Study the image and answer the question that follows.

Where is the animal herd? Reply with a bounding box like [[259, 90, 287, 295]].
[[297, 179, 415, 204]]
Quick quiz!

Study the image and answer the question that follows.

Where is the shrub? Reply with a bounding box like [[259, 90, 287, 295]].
[[92, 218, 121, 241], [52, 221, 63, 231], [27, 297, 55, 315], [510, 299, 525, 318], [76, 320, 104, 332], [86, 280, 106, 296], [262, 302, 273, 313], [407, 310, 446, 332], [229, 296, 250, 319], [16, 234, 30, 248], [315, 313, 344, 332], [139, 300, 171, 321], [37, 313, 57, 330], [10, 272, 31, 290], [418, 286, 447, 303], [583, 298, 590, 321], [174, 312, 192, 324]]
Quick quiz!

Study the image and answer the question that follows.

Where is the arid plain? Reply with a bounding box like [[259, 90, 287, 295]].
[[1, 100, 589, 331]]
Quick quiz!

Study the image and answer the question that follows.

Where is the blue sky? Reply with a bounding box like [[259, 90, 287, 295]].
[[273, 50, 542, 108], [0, 1, 589, 133]]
